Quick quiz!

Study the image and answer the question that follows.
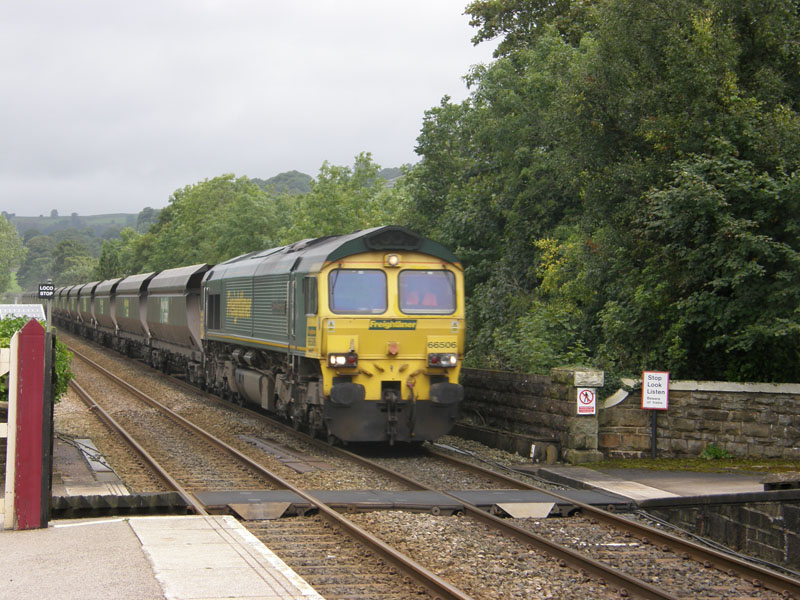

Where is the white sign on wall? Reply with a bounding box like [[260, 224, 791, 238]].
[[642, 371, 669, 410], [576, 387, 596, 415]]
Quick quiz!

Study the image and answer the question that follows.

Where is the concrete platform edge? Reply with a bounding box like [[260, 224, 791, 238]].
[[636, 488, 800, 509]]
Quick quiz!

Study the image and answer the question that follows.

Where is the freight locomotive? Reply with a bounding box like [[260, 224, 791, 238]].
[[51, 226, 465, 444]]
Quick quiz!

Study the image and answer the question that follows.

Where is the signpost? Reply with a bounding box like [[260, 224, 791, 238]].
[[576, 387, 597, 415], [642, 371, 669, 458], [38, 280, 54, 333], [37, 282, 55, 299]]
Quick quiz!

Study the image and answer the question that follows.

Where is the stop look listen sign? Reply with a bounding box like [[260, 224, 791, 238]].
[[642, 371, 669, 410]]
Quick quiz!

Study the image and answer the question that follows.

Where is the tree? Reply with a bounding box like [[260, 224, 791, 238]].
[[51, 239, 96, 285], [15, 235, 54, 290], [409, 0, 800, 381], [96, 237, 122, 280], [280, 153, 410, 243], [0, 215, 26, 294], [136, 207, 159, 232], [466, 0, 596, 55], [609, 147, 800, 381], [252, 171, 313, 195], [139, 175, 282, 270]]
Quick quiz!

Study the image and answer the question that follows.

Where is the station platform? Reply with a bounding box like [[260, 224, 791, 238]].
[[521, 464, 775, 505], [0, 515, 323, 600], [1, 437, 323, 600]]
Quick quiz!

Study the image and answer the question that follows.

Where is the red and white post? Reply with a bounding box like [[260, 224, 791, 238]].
[[3, 319, 51, 530]]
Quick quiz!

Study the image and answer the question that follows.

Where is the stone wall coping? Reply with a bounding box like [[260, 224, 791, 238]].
[[669, 380, 800, 394], [620, 376, 800, 394], [550, 366, 604, 387]]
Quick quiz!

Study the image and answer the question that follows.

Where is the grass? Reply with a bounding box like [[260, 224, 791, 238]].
[[587, 457, 800, 474]]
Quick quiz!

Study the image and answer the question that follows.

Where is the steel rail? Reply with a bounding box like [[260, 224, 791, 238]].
[[68, 378, 207, 515], [68, 346, 475, 600], [424, 447, 800, 599], [69, 338, 800, 598], [320, 446, 683, 600], [134, 369, 679, 600], [190, 393, 798, 599], [124, 363, 678, 598]]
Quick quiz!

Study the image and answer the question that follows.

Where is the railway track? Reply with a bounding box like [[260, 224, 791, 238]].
[[369, 447, 800, 599], [63, 334, 800, 599], [68, 346, 471, 600]]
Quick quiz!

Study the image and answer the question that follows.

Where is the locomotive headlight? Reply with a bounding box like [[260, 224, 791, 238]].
[[428, 353, 457, 368], [384, 253, 401, 267], [328, 352, 358, 368]]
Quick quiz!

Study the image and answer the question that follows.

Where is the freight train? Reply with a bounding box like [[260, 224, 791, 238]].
[[51, 226, 465, 445]]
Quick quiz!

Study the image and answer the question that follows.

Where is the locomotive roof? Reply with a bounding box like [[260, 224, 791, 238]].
[[204, 226, 460, 281]]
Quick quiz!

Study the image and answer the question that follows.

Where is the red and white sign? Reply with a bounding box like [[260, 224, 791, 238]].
[[642, 371, 669, 410], [576, 387, 596, 415]]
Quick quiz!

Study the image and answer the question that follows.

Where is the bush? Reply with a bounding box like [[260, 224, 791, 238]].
[[699, 443, 734, 460], [0, 316, 73, 403]]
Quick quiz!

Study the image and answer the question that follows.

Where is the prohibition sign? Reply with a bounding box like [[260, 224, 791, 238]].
[[576, 387, 596, 415]]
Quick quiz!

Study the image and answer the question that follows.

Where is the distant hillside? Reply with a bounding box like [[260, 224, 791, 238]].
[[252, 167, 405, 194], [251, 170, 313, 195], [378, 167, 406, 188], [378, 167, 404, 180], [3, 167, 406, 235], [3, 212, 139, 238]]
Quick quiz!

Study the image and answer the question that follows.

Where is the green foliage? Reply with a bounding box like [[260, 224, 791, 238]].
[[92, 159, 408, 279], [279, 153, 411, 243], [409, 0, 800, 383], [128, 175, 283, 271], [700, 443, 734, 460], [0, 317, 73, 403], [7, 213, 136, 239], [0, 214, 26, 295], [618, 146, 800, 381], [252, 171, 313, 195], [465, 0, 596, 55], [51, 239, 98, 285], [15, 235, 54, 290], [16, 226, 107, 288], [135, 207, 160, 233]]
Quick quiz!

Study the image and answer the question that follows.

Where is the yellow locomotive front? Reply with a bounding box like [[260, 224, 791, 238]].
[[306, 249, 465, 444]]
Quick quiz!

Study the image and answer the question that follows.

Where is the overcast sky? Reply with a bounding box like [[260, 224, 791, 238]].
[[0, 1, 497, 217]]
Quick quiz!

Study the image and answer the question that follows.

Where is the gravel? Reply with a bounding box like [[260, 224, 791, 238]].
[[55, 332, 789, 600]]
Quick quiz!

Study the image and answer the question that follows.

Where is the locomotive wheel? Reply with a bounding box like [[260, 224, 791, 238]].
[[326, 428, 337, 446]]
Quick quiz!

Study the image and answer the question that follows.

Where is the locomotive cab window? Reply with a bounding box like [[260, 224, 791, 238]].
[[399, 270, 456, 314], [329, 269, 387, 314]]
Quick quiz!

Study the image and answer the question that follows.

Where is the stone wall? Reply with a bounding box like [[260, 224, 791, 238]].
[[460, 367, 604, 463], [460, 369, 800, 461], [599, 381, 800, 460], [460, 368, 556, 438], [641, 494, 800, 571]]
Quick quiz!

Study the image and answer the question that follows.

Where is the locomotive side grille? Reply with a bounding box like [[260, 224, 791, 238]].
[[253, 274, 290, 342]]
